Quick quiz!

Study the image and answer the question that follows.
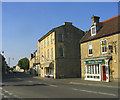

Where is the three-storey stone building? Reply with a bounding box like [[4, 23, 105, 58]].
[[37, 22, 85, 79]]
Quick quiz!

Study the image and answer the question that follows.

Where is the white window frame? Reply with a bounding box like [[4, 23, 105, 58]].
[[101, 39, 107, 54], [91, 26, 96, 36], [88, 43, 93, 56]]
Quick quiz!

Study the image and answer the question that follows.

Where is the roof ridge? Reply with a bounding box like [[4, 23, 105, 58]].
[[100, 15, 120, 23]]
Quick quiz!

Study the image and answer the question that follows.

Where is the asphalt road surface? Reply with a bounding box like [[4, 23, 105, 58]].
[[1, 72, 119, 99]]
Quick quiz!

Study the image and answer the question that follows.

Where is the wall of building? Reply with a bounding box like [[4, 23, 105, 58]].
[[55, 24, 84, 78], [81, 34, 119, 80]]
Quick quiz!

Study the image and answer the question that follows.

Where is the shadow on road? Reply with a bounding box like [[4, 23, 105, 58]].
[[2, 83, 48, 87], [2, 72, 34, 83]]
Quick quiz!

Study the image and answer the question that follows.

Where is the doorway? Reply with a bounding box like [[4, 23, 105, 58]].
[[102, 65, 106, 81]]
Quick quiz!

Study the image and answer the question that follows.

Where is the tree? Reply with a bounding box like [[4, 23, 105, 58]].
[[18, 57, 29, 70]]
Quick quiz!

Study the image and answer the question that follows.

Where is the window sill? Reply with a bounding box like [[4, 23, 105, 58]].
[[88, 54, 93, 57]]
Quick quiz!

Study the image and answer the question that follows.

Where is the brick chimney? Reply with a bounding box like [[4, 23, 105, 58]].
[[91, 16, 100, 25], [64, 22, 72, 25]]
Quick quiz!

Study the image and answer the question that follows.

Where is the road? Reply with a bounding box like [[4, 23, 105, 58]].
[[1, 72, 119, 99]]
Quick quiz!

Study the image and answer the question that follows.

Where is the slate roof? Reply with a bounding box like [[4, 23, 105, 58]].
[[81, 15, 120, 43]]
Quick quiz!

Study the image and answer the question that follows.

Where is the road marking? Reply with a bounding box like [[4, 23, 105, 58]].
[[4, 90, 9, 93], [0, 87, 2, 90], [17, 78, 22, 80], [28, 81, 33, 83], [72, 88, 79, 91], [8, 92, 13, 95], [49, 85, 58, 87], [3, 95, 7, 98], [72, 88, 116, 97], [69, 82, 115, 88]]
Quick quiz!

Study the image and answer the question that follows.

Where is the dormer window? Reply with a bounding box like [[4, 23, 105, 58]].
[[91, 25, 96, 36]]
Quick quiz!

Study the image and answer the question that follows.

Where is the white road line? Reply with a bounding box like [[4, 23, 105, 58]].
[[28, 81, 33, 83], [0, 87, 2, 90], [3, 95, 7, 98], [17, 78, 22, 80], [4, 90, 9, 93], [8, 92, 13, 95], [97, 92, 117, 96], [49, 85, 58, 87], [72, 88, 79, 91], [14, 95, 19, 98], [72, 88, 116, 97]]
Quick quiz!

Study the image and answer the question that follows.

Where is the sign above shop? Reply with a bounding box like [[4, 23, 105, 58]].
[[86, 59, 105, 64]]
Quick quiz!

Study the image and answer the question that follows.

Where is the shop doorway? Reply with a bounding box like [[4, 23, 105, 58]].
[[102, 65, 106, 81]]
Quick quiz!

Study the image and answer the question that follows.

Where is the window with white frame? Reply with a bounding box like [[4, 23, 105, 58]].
[[51, 35, 53, 44], [51, 48, 53, 58], [44, 40, 46, 48], [88, 43, 92, 56], [47, 37, 49, 46], [91, 26, 96, 36], [101, 39, 107, 54], [87, 64, 99, 74]]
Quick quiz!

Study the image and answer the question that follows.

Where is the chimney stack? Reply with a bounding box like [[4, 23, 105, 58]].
[[64, 22, 72, 25], [91, 16, 100, 25]]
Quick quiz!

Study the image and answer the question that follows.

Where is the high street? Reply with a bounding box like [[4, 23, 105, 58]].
[[1, 72, 119, 99]]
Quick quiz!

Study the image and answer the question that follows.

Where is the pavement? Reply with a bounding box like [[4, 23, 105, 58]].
[[33, 76, 120, 89]]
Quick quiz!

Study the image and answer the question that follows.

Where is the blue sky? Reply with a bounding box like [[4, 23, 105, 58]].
[[2, 2, 118, 67]]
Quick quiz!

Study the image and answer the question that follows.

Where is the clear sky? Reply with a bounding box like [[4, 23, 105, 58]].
[[2, 2, 118, 67]]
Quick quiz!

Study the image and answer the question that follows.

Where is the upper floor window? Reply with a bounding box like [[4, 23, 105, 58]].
[[101, 39, 107, 54], [44, 51, 46, 60], [91, 26, 96, 36], [59, 48, 64, 57], [47, 49, 49, 59], [44, 40, 46, 48], [51, 35, 53, 44], [47, 37, 49, 46], [51, 48, 53, 59], [88, 43, 92, 56], [58, 34, 63, 42], [39, 47, 40, 53], [41, 42, 43, 49]]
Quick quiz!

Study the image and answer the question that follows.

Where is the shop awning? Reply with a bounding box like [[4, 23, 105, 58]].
[[81, 54, 112, 61], [41, 61, 53, 68]]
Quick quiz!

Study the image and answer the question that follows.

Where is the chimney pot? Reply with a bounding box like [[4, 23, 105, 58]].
[[64, 22, 72, 25], [91, 16, 100, 25]]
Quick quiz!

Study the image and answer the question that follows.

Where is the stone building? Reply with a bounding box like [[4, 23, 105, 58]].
[[37, 22, 85, 79], [80, 15, 120, 82]]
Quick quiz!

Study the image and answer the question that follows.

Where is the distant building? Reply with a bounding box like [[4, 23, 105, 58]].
[[0, 54, 9, 75], [37, 22, 85, 79], [80, 15, 120, 82], [29, 50, 40, 75]]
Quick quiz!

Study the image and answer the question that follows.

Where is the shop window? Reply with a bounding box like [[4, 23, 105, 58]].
[[87, 64, 99, 75], [101, 39, 107, 54], [88, 43, 92, 56]]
